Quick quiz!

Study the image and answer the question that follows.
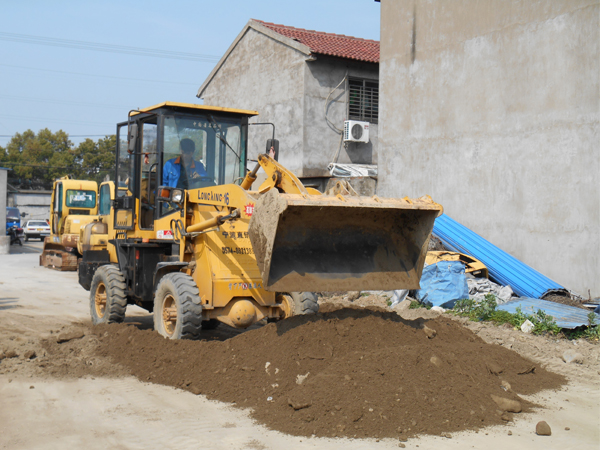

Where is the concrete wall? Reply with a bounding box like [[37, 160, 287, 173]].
[[302, 56, 379, 177], [0, 168, 8, 253], [378, 0, 599, 296], [200, 28, 379, 182], [0, 168, 8, 235], [8, 191, 51, 222], [201, 28, 306, 175]]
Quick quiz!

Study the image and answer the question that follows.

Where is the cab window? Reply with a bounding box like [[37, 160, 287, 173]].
[[66, 190, 96, 208], [99, 184, 111, 216], [140, 120, 158, 229]]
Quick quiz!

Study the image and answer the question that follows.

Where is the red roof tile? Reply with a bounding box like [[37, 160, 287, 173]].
[[253, 19, 379, 63]]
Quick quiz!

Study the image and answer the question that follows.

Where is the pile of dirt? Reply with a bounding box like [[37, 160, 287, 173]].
[[71, 304, 566, 440], [542, 293, 588, 310]]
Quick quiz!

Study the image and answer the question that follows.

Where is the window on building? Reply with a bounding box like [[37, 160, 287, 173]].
[[347, 78, 379, 123]]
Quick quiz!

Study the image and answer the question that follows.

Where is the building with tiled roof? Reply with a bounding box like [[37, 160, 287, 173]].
[[253, 20, 379, 63], [197, 19, 380, 191]]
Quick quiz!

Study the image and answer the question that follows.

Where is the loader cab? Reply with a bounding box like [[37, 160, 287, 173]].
[[114, 102, 258, 232], [50, 177, 98, 235]]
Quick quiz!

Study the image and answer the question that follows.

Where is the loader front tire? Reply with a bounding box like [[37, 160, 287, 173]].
[[90, 265, 127, 325], [280, 292, 319, 318], [154, 273, 203, 340]]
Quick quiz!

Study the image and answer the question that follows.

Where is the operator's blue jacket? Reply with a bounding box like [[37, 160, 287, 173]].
[[163, 157, 208, 188]]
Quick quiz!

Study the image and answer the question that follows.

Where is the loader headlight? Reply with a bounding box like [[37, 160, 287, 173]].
[[171, 189, 184, 203], [157, 186, 185, 204]]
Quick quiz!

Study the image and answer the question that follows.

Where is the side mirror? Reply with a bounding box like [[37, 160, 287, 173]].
[[266, 139, 279, 161], [128, 123, 138, 154]]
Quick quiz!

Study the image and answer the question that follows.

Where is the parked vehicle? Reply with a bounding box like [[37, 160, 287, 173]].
[[23, 220, 51, 242], [6, 207, 21, 229], [7, 225, 23, 246], [40, 176, 99, 271]]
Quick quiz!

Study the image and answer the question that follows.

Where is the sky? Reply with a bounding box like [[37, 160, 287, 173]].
[[0, 1, 380, 149]]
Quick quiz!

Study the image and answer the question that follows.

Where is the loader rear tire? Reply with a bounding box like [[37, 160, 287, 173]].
[[289, 292, 319, 316], [154, 273, 203, 340], [89, 265, 127, 325]]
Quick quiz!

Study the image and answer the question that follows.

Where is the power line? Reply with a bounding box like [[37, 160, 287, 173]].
[[0, 94, 129, 110], [0, 114, 113, 127], [1, 162, 76, 169], [0, 63, 198, 86], [0, 134, 111, 137], [0, 32, 221, 62]]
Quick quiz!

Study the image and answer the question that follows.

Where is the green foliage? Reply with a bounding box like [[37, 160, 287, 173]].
[[454, 294, 497, 321], [564, 313, 600, 340], [409, 301, 431, 310], [489, 310, 514, 326], [453, 296, 563, 336], [0, 129, 115, 189], [530, 309, 561, 335], [583, 326, 600, 340], [72, 135, 117, 184]]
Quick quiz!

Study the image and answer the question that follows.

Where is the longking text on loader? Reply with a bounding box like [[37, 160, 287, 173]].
[[77, 102, 443, 339]]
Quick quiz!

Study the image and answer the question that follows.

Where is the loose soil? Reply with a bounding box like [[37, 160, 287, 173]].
[[19, 304, 565, 440], [542, 293, 589, 310]]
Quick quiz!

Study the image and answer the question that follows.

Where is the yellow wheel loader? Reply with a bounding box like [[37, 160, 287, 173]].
[[40, 176, 99, 271], [78, 102, 443, 339]]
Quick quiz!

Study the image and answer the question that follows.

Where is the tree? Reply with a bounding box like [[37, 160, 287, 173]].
[[0, 129, 116, 189], [1, 129, 74, 189], [74, 135, 117, 184]]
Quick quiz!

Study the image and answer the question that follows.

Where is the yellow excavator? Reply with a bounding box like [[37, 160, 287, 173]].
[[40, 176, 99, 271], [78, 102, 443, 339]]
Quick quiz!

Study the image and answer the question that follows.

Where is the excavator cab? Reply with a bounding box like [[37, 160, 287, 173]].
[[40, 177, 98, 271], [49, 177, 98, 236]]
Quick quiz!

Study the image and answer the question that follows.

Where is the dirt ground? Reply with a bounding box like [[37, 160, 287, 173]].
[[0, 243, 598, 449]]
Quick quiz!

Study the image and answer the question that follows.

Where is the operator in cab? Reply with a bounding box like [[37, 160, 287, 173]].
[[163, 138, 209, 189]]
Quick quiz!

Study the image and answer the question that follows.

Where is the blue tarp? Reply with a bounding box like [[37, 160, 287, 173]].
[[433, 214, 568, 299], [497, 298, 600, 329], [416, 261, 469, 309]]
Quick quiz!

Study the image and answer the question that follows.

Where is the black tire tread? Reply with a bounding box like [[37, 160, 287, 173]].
[[290, 292, 319, 315], [90, 264, 127, 325], [154, 272, 203, 340]]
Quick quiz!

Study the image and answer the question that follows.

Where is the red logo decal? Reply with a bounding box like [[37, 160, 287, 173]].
[[244, 203, 255, 217]]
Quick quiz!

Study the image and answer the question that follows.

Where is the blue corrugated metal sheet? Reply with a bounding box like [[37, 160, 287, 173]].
[[497, 298, 598, 329], [433, 214, 566, 299]]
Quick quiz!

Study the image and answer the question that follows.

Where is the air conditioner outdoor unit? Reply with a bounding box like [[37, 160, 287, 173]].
[[343, 120, 369, 143]]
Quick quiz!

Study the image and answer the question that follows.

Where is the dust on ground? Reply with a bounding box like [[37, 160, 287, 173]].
[[1, 303, 567, 440]]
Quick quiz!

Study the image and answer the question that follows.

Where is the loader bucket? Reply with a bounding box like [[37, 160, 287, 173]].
[[248, 190, 443, 292]]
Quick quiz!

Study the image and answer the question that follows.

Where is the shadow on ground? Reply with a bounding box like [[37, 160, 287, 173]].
[[0, 298, 20, 311], [123, 312, 262, 341], [9, 240, 43, 255]]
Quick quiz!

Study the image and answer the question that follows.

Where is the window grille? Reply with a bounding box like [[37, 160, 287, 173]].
[[347, 78, 379, 123]]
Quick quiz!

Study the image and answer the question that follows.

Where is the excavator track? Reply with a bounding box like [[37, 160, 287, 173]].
[[40, 236, 78, 271]]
